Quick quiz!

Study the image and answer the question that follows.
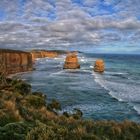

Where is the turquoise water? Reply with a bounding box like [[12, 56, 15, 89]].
[[14, 53, 140, 122]]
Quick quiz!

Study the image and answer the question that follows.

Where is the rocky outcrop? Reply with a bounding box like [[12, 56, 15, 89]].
[[63, 52, 80, 69], [0, 49, 33, 75], [94, 59, 105, 73], [31, 50, 59, 62]]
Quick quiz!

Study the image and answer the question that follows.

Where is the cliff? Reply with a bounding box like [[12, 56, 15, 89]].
[[31, 50, 59, 62], [0, 49, 33, 75], [63, 52, 80, 69]]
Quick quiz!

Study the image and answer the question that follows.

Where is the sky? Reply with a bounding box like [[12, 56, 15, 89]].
[[0, 0, 140, 54]]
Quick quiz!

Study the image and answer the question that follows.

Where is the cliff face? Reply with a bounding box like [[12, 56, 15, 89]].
[[31, 50, 59, 62], [63, 52, 80, 69], [0, 49, 33, 75]]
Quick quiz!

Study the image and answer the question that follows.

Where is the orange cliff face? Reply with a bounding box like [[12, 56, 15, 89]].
[[63, 52, 80, 69], [31, 50, 59, 62], [0, 49, 33, 75], [94, 59, 105, 73]]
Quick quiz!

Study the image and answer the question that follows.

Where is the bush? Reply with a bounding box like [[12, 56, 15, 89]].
[[32, 92, 47, 99], [0, 112, 20, 127], [25, 95, 46, 108], [13, 81, 31, 95], [0, 122, 32, 140], [47, 99, 61, 112], [72, 108, 83, 119]]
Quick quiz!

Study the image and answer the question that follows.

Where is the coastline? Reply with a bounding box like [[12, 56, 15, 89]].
[[0, 76, 140, 140], [0, 49, 140, 139]]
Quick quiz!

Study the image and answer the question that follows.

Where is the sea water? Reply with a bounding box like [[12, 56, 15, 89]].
[[14, 53, 140, 122]]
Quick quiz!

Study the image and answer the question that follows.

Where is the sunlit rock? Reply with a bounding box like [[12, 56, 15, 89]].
[[63, 52, 80, 69], [31, 50, 59, 61], [0, 49, 33, 75], [94, 59, 105, 73]]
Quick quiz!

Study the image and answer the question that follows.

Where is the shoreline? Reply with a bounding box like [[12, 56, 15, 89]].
[[0, 76, 140, 140], [1, 49, 140, 139]]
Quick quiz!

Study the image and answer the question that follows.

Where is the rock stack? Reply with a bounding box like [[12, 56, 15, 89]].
[[94, 59, 105, 73], [63, 52, 80, 69]]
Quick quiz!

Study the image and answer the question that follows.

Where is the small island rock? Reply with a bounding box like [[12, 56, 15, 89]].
[[94, 59, 105, 73], [63, 52, 80, 69]]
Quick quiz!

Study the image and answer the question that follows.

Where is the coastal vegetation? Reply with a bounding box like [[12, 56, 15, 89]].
[[0, 76, 140, 140]]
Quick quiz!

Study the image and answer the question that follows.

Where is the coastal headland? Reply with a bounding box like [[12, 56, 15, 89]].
[[0, 49, 67, 75], [0, 49, 33, 75], [0, 49, 81, 75]]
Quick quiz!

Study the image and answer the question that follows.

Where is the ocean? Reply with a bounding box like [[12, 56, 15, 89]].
[[14, 53, 140, 122]]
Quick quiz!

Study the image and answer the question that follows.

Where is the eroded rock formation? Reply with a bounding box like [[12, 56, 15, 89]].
[[0, 49, 33, 75], [31, 50, 59, 62], [63, 52, 80, 69], [94, 59, 105, 73]]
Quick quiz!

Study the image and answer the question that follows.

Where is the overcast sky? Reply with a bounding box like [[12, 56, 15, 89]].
[[0, 0, 140, 53]]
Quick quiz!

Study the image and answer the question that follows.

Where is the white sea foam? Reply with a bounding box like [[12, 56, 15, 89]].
[[61, 104, 105, 114], [104, 71, 127, 75], [133, 105, 140, 115], [80, 59, 85, 62], [50, 71, 64, 76], [92, 71, 140, 113]]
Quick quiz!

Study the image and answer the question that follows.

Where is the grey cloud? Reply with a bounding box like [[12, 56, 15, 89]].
[[130, 30, 140, 41], [0, 0, 19, 20], [114, 0, 140, 18], [100, 32, 122, 41], [23, 0, 54, 20], [0, 22, 30, 33], [0, 0, 140, 50], [83, 0, 99, 6], [0, 16, 139, 49], [85, 17, 140, 30]]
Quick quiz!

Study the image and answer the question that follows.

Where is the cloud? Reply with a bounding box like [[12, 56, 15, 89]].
[[0, 0, 140, 52]]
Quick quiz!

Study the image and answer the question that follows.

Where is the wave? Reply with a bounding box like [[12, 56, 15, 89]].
[[105, 71, 127, 75], [49, 70, 64, 76], [31, 83, 46, 86], [104, 71, 130, 79], [64, 69, 92, 75], [61, 103, 106, 114], [133, 105, 140, 115], [92, 71, 140, 114], [79, 56, 86, 62], [90, 65, 93, 68]]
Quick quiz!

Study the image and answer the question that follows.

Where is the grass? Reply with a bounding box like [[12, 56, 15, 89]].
[[0, 77, 140, 140]]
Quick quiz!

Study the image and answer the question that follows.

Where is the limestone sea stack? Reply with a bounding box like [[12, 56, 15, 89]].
[[63, 52, 80, 69], [94, 59, 105, 73]]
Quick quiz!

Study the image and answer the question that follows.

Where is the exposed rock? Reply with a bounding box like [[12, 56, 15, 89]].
[[63, 52, 80, 69], [94, 59, 105, 73], [0, 49, 33, 75], [31, 50, 59, 62]]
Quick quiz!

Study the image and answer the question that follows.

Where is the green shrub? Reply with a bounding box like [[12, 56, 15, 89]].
[[26, 95, 46, 108], [0, 122, 32, 140], [47, 99, 61, 112], [72, 108, 83, 120], [0, 111, 21, 126], [32, 92, 47, 99], [13, 81, 31, 95], [26, 121, 53, 140]]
